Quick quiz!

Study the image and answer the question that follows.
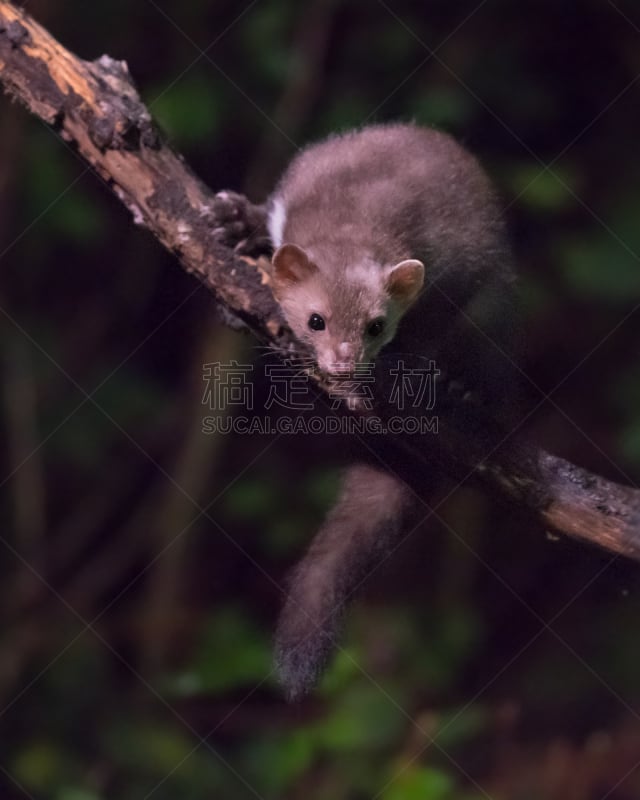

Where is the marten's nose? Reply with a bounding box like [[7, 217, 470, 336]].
[[326, 343, 354, 374], [319, 343, 356, 376]]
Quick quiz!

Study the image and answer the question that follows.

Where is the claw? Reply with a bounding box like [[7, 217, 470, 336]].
[[208, 190, 269, 256]]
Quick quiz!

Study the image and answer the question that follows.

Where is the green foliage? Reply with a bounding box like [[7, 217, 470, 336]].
[[57, 789, 103, 800], [414, 88, 473, 129], [381, 766, 456, 800], [506, 163, 575, 211], [242, 729, 316, 795], [150, 75, 222, 146], [314, 684, 406, 752], [222, 476, 281, 521], [302, 467, 341, 511], [173, 608, 273, 695], [241, 2, 295, 85], [23, 130, 105, 246], [561, 234, 640, 302], [12, 741, 76, 794]]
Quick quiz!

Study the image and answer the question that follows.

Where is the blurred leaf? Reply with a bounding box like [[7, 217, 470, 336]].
[[619, 417, 640, 466], [506, 162, 575, 211], [393, 605, 483, 693], [51, 193, 105, 242], [320, 93, 372, 135], [12, 741, 71, 793], [23, 129, 72, 211], [432, 705, 488, 752], [150, 75, 221, 146], [56, 789, 103, 800], [241, 2, 293, 84], [315, 683, 405, 752], [125, 725, 192, 767], [242, 729, 316, 795], [222, 477, 279, 520], [173, 608, 272, 694], [613, 368, 640, 467], [22, 129, 104, 243], [302, 467, 340, 510], [381, 766, 455, 800], [561, 235, 640, 302], [105, 716, 229, 798], [319, 645, 362, 696], [414, 88, 473, 128], [264, 515, 306, 555]]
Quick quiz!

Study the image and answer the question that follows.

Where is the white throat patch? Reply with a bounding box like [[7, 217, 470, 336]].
[[267, 198, 287, 247]]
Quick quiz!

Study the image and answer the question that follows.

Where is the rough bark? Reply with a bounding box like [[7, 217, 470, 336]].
[[1, 1, 639, 560]]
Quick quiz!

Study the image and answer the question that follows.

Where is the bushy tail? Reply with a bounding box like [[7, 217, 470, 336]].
[[274, 462, 413, 701]]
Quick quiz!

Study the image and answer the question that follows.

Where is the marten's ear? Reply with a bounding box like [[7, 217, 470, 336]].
[[272, 244, 317, 290], [385, 259, 424, 307]]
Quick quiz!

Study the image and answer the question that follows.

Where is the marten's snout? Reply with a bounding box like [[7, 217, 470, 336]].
[[321, 342, 356, 376], [337, 342, 353, 359]]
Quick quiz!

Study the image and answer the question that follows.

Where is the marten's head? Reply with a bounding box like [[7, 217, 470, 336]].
[[271, 243, 424, 385]]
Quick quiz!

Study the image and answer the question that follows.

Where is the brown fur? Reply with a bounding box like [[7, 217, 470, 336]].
[[274, 463, 413, 701], [271, 123, 510, 282], [270, 123, 521, 699]]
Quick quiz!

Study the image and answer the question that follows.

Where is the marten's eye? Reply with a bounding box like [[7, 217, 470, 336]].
[[367, 317, 385, 337], [308, 313, 326, 332]]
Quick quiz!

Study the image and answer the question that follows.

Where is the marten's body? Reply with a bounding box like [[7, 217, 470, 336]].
[[268, 124, 518, 408], [215, 123, 521, 699]]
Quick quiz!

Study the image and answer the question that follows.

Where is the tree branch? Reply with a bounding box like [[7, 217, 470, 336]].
[[1, 1, 639, 561]]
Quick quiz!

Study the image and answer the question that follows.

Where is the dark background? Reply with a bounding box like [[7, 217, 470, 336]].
[[2, 1, 640, 798]]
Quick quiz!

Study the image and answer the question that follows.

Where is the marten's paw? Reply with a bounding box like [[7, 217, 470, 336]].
[[208, 191, 270, 256]]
